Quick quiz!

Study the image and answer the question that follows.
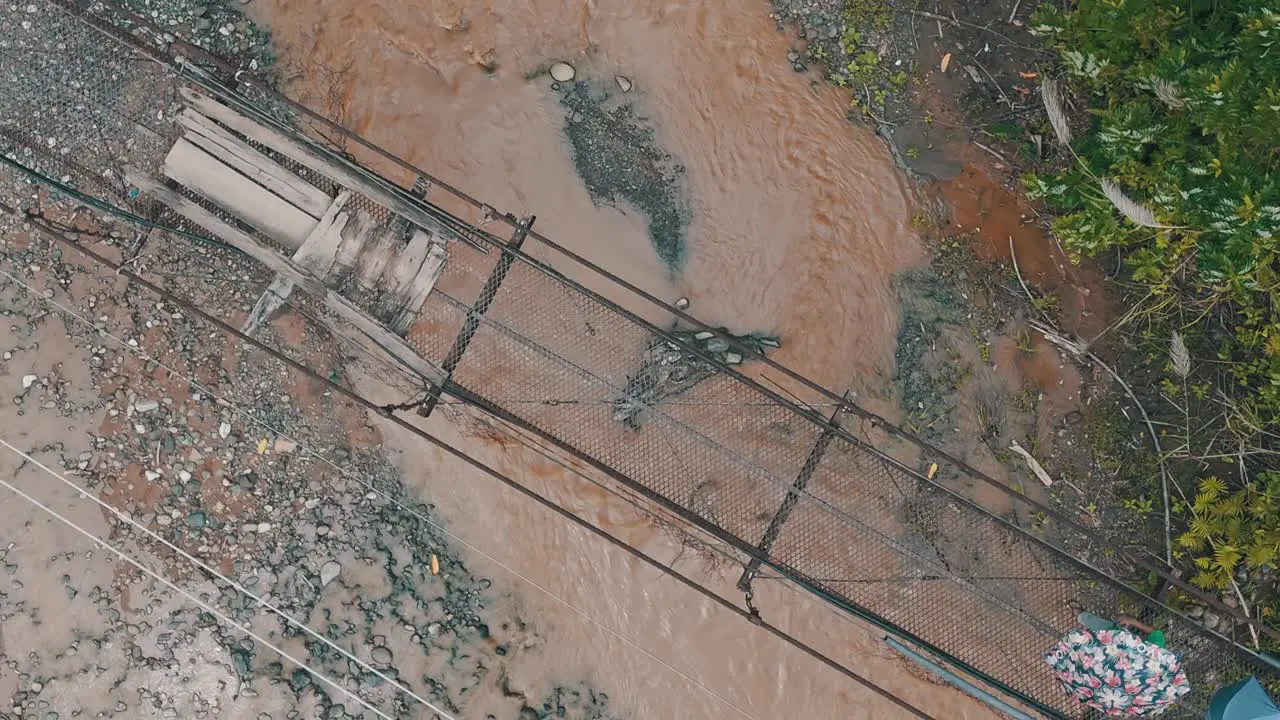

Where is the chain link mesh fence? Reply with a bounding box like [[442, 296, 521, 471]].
[[1, 2, 1274, 717]]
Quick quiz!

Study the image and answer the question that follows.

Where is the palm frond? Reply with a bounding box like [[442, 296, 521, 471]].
[[1041, 78, 1072, 145], [1101, 178, 1168, 228]]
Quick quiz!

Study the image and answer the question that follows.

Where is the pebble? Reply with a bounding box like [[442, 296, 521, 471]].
[[549, 61, 576, 82], [319, 560, 342, 587], [615, 75, 633, 92], [674, 297, 690, 309], [218, 422, 232, 439], [21, 374, 37, 389], [135, 399, 160, 413], [186, 511, 207, 530], [370, 646, 393, 666], [273, 438, 298, 454]]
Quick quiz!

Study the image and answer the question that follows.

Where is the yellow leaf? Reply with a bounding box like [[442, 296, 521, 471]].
[[927, 463, 939, 480], [940, 53, 952, 73], [256, 438, 269, 454], [430, 554, 440, 576]]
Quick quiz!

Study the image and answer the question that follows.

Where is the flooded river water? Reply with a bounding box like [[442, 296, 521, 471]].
[[247, 0, 999, 717]]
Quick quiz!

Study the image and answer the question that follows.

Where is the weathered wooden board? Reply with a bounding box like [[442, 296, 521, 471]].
[[126, 170, 447, 385], [180, 87, 472, 250], [333, 208, 376, 279], [178, 109, 331, 219], [356, 224, 400, 290], [162, 138, 316, 247], [243, 191, 351, 333], [391, 241, 448, 334]]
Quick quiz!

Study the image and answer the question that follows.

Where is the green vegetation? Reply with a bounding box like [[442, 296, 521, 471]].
[[1027, 1, 1280, 622]]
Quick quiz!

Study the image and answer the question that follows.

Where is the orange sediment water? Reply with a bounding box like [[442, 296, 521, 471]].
[[248, 0, 1009, 717]]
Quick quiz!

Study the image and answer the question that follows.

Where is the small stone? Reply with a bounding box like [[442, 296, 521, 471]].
[[178, 470, 192, 482], [157, 515, 173, 526], [256, 522, 271, 533], [289, 669, 311, 691], [273, 438, 298, 454], [21, 375, 37, 389], [370, 646, 393, 666], [230, 649, 251, 676], [674, 297, 690, 309], [186, 511, 207, 530], [549, 61, 576, 82], [724, 352, 743, 365], [704, 337, 730, 352], [219, 422, 231, 439], [319, 561, 341, 587], [144, 470, 161, 482], [135, 399, 160, 413], [1202, 611, 1220, 630], [615, 75, 633, 92]]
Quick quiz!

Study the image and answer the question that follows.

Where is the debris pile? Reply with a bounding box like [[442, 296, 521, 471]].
[[612, 328, 780, 428]]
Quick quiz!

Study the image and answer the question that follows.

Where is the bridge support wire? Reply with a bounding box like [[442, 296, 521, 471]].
[[737, 391, 851, 609], [418, 214, 535, 417]]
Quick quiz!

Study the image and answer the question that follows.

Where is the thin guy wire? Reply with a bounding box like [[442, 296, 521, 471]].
[[20, 213, 941, 720], [427, 287, 1066, 636], [0, 459, 396, 720], [0, 436, 458, 720], [44, 2, 1264, 648], [0, 269, 765, 720], [0, 198, 1054, 707]]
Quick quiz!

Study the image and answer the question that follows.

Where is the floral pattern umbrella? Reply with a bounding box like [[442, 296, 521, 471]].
[[1043, 627, 1191, 716]]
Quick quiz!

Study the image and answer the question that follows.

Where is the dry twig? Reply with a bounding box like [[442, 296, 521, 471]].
[[1010, 237, 1176, 565]]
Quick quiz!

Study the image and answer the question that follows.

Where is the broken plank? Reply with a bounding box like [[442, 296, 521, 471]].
[[126, 170, 447, 386], [180, 87, 478, 251], [332, 208, 375, 278], [243, 191, 351, 333], [163, 137, 316, 248], [356, 223, 400, 290], [391, 241, 448, 334], [385, 229, 435, 301], [179, 109, 331, 218]]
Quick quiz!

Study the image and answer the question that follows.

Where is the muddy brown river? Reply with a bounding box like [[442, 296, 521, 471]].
[[248, 0, 999, 717]]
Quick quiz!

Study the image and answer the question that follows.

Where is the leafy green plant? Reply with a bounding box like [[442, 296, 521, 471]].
[[1178, 475, 1280, 591], [1030, 1, 1280, 601]]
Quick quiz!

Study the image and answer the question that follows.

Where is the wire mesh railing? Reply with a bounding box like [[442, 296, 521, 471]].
[[2, 1, 1276, 717]]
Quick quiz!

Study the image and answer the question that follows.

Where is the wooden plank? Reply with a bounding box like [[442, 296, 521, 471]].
[[243, 191, 351, 333], [356, 223, 400, 289], [163, 138, 317, 248], [386, 229, 434, 300], [180, 87, 474, 250], [179, 109, 331, 218], [126, 170, 447, 386], [333, 208, 375, 278], [391, 241, 448, 334]]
